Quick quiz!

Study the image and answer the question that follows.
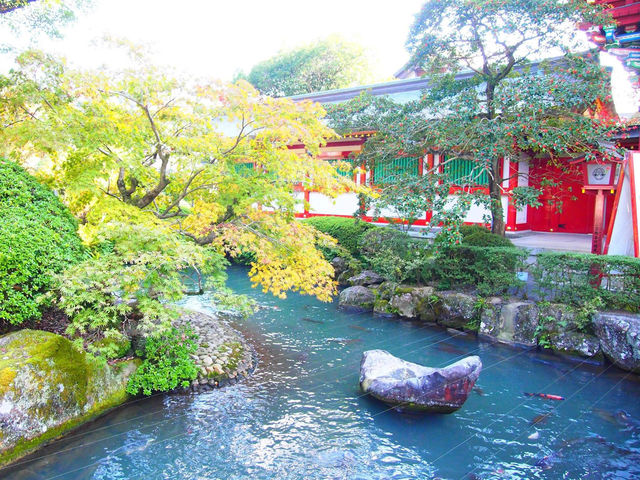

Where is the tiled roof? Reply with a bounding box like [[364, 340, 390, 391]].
[[288, 56, 568, 105]]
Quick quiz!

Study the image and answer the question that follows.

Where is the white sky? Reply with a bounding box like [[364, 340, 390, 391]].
[[15, 0, 425, 82]]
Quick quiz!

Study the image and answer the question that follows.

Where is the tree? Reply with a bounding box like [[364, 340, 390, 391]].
[[0, 0, 90, 52], [328, 0, 619, 236], [0, 0, 36, 15], [238, 36, 373, 97], [2, 47, 359, 332]]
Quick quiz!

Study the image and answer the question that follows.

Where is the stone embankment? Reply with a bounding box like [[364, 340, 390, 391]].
[[336, 259, 640, 374], [175, 310, 255, 391]]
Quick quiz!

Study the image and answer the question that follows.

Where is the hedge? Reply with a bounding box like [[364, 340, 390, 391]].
[[303, 216, 375, 257], [0, 159, 86, 325], [359, 227, 431, 284], [532, 252, 640, 312], [434, 246, 527, 295]]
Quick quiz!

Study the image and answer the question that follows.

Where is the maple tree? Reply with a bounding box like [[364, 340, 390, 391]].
[[2, 47, 358, 319], [328, 0, 619, 236]]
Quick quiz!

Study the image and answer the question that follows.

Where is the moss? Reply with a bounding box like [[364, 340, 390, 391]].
[[395, 286, 415, 295], [219, 341, 243, 371], [374, 297, 397, 315], [0, 330, 91, 407], [0, 367, 16, 392], [0, 330, 140, 468], [0, 360, 138, 468]]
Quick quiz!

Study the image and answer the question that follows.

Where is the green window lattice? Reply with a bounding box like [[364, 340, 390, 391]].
[[234, 162, 254, 176], [373, 157, 419, 185], [443, 157, 488, 186]]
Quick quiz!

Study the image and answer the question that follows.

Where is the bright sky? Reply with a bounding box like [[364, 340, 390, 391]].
[[24, 0, 425, 81]]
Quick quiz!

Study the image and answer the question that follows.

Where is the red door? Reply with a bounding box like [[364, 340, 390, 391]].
[[528, 160, 613, 234]]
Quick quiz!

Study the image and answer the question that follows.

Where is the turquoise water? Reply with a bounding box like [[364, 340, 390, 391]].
[[3, 265, 640, 480]]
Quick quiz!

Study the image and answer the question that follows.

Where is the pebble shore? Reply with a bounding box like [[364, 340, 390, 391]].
[[174, 310, 255, 392]]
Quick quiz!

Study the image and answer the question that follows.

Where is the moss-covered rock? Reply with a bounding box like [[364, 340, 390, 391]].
[[479, 300, 539, 347], [433, 292, 477, 329], [338, 286, 375, 312], [0, 329, 139, 467]]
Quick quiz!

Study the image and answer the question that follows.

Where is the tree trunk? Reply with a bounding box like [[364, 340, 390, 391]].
[[489, 157, 505, 236], [484, 81, 505, 236]]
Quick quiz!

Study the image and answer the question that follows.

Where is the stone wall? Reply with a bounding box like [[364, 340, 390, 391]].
[[338, 275, 639, 373]]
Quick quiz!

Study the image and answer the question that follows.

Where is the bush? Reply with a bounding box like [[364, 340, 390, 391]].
[[0, 159, 85, 325], [127, 326, 199, 396], [360, 227, 432, 284], [440, 224, 514, 247], [532, 252, 640, 312], [464, 231, 514, 247], [459, 224, 491, 237], [434, 246, 527, 295], [303, 216, 374, 257]]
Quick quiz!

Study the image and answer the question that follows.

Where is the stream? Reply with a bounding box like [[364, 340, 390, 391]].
[[3, 265, 640, 479]]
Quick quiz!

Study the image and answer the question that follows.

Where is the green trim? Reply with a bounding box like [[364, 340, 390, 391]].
[[373, 157, 419, 185], [444, 158, 488, 186]]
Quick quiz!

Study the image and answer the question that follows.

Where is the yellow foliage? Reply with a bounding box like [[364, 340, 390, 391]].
[[2, 47, 366, 301]]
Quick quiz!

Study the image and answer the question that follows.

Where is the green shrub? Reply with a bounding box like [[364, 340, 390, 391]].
[[459, 224, 491, 237], [532, 252, 640, 312], [302, 216, 374, 257], [360, 227, 432, 284], [126, 326, 199, 396], [90, 331, 131, 359], [0, 159, 85, 325], [464, 231, 514, 247], [439, 224, 514, 247], [434, 246, 527, 295]]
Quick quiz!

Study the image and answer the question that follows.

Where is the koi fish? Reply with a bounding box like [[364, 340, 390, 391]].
[[531, 412, 553, 425], [301, 317, 324, 325], [524, 392, 564, 401], [437, 343, 466, 355], [348, 325, 370, 332]]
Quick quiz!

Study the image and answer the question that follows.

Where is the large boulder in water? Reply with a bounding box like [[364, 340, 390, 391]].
[[359, 350, 482, 413], [593, 312, 640, 373], [0, 329, 139, 467], [338, 286, 375, 312]]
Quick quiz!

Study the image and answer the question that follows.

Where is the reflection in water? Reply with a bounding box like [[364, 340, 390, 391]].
[[2, 265, 640, 480]]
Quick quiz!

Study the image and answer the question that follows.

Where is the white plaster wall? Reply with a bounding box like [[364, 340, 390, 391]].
[[430, 194, 509, 224], [518, 161, 529, 187], [367, 205, 406, 219], [309, 192, 359, 216], [502, 157, 510, 188], [293, 191, 305, 213], [516, 207, 527, 224]]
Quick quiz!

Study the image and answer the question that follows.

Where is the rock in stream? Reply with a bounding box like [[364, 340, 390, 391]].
[[359, 350, 482, 413]]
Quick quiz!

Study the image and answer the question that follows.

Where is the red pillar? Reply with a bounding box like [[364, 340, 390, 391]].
[[506, 160, 518, 231], [591, 189, 605, 254], [303, 189, 310, 218]]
